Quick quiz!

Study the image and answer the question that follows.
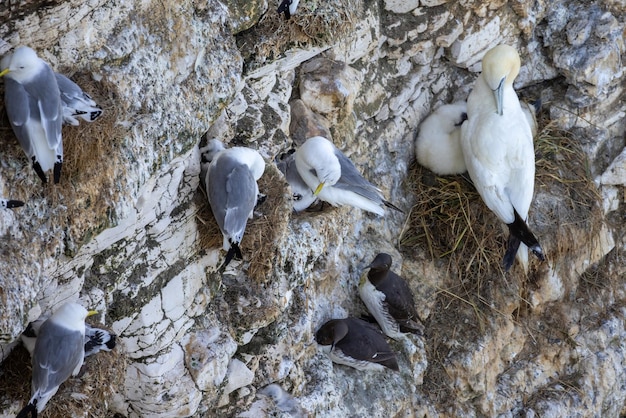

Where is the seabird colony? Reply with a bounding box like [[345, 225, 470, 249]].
[[0, 38, 550, 413]]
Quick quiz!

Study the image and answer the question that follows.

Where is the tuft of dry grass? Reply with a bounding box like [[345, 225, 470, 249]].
[[533, 120, 603, 262], [59, 73, 130, 250], [400, 164, 507, 284], [236, 0, 362, 72], [0, 323, 126, 418], [195, 162, 292, 282]]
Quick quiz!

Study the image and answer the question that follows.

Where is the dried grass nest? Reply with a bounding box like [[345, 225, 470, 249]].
[[236, 0, 362, 70]]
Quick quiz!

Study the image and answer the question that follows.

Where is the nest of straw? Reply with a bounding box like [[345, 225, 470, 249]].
[[236, 0, 362, 71]]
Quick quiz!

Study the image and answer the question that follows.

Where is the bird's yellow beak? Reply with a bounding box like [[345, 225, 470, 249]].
[[87, 310, 98, 317], [314, 182, 325, 196], [0, 68, 9, 77]]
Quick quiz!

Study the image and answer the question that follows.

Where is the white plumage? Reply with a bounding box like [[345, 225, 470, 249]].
[[294, 136, 399, 216], [460, 45, 544, 272], [415, 100, 539, 176], [415, 102, 468, 175]]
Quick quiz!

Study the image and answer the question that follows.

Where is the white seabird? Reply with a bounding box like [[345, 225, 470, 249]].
[[21, 319, 116, 358], [294, 136, 401, 216], [460, 44, 545, 272], [276, 151, 317, 212], [16, 302, 97, 417], [359, 253, 423, 340], [200, 139, 266, 267], [415, 102, 468, 175], [415, 99, 540, 176], [277, 0, 300, 19], [0, 46, 63, 184], [0, 198, 24, 209]]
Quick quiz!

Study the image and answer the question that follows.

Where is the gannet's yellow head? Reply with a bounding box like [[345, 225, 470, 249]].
[[481, 45, 521, 115]]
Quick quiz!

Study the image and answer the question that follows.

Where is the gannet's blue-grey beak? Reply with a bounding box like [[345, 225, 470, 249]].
[[494, 76, 505, 116]]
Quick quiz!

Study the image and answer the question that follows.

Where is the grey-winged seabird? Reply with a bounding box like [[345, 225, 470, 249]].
[[200, 139, 266, 267], [276, 150, 317, 212], [54, 73, 103, 126], [315, 317, 399, 371], [16, 302, 97, 418], [359, 253, 424, 340], [0, 46, 63, 184], [294, 136, 402, 216], [21, 319, 116, 358]]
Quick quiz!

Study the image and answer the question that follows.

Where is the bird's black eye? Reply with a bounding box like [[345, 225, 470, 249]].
[[293, 193, 302, 201]]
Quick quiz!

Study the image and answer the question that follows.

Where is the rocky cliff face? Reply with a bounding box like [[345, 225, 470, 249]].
[[0, 0, 625, 417]]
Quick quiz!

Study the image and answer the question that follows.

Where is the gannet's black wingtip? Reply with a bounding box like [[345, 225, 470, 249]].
[[503, 235, 521, 272], [277, 0, 292, 19], [507, 210, 545, 263]]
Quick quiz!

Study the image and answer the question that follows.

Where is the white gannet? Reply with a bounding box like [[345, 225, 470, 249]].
[[415, 102, 468, 175], [16, 303, 97, 417], [294, 136, 401, 216], [200, 139, 266, 267], [315, 317, 399, 371], [461, 44, 545, 272], [359, 253, 424, 340], [415, 99, 540, 176], [0, 46, 63, 184]]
